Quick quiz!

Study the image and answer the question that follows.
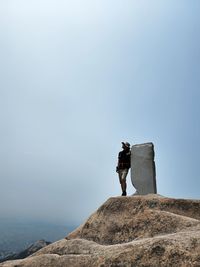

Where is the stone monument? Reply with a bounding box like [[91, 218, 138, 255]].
[[131, 142, 157, 195]]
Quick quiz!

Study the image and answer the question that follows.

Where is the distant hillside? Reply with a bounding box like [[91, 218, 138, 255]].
[[0, 240, 51, 263], [0, 219, 76, 259]]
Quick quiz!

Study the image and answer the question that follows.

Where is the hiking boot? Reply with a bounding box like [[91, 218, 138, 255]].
[[122, 191, 127, 196]]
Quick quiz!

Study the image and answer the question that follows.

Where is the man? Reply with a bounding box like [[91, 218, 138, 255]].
[[116, 142, 131, 196]]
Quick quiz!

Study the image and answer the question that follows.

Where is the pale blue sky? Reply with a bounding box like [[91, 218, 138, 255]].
[[0, 0, 200, 225]]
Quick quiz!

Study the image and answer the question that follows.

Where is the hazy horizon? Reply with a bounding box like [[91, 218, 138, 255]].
[[1, 0, 200, 226]]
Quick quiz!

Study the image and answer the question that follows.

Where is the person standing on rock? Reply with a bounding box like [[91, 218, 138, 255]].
[[116, 142, 131, 196]]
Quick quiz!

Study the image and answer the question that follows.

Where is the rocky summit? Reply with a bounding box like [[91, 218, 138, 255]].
[[1, 194, 200, 267]]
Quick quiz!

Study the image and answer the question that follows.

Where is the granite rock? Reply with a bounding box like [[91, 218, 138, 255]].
[[131, 143, 157, 194], [1, 195, 200, 267]]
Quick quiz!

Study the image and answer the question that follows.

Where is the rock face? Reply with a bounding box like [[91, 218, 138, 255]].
[[131, 143, 157, 195], [1, 195, 200, 267]]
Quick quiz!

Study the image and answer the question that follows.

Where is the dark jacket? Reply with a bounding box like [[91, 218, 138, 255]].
[[117, 149, 131, 170]]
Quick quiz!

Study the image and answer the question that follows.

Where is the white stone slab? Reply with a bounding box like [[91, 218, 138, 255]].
[[131, 142, 157, 195]]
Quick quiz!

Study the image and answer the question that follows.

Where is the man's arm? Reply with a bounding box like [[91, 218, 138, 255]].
[[116, 152, 121, 172]]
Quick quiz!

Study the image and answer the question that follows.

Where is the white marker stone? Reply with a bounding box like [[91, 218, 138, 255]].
[[131, 142, 157, 195]]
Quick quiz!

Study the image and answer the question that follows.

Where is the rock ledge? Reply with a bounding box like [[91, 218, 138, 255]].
[[1, 194, 200, 267]]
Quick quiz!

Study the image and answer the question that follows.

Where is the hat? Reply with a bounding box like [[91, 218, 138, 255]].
[[122, 142, 130, 148]]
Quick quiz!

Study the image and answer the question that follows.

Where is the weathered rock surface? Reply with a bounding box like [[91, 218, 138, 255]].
[[1, 195, 200, 267], [131, 143, 157, 194]]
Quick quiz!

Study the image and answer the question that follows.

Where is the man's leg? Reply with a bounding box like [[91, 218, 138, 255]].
[[119, 169, 128, 196], [121, 178, 127, 194]]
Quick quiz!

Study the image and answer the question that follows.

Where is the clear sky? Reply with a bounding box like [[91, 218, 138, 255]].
[[0, 0, 200, 225]]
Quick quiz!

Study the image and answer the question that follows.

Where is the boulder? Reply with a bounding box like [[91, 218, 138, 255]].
[[131, 143, 157, 194]]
